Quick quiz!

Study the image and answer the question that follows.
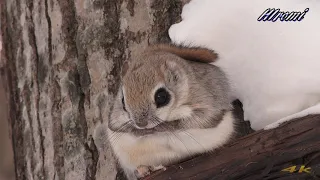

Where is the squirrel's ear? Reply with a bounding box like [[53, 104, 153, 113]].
[[121, 60, 129, 78], [150, 44, 218, 63]]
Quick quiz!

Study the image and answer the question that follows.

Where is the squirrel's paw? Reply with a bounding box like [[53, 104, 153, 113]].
[[134, 165, 166, 179]]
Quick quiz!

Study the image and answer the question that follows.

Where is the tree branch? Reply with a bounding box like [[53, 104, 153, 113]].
[[143, 115, 320, 180]]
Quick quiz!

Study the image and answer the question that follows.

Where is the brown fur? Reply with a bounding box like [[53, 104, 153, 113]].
[[148, 44, 218, 63], [116, 44, 229, 133]]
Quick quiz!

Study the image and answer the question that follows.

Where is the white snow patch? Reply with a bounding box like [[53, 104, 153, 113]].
[[264, 103, 320, 130], [169, 0, 320, 130]]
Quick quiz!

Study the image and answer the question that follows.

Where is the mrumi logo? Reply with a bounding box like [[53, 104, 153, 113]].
[[257, 8, 309, 22]]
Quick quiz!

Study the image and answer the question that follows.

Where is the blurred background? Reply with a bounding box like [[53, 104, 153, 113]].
[[0, 25, 15, 180]]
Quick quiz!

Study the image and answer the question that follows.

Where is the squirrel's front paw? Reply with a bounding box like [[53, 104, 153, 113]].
[[134, 165, 152, 179], [134, 165, 166, 179]]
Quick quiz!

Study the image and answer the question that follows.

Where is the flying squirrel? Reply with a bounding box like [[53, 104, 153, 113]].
[[107, 44, 237, 180]]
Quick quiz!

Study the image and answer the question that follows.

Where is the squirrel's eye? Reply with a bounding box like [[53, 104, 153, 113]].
[[122, 97, 127, 111], [154, 88, 171, 108]]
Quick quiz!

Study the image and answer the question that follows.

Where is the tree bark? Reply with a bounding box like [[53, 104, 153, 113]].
[[0, 0, 184, 179], [0, 59, 15, 180], [143, 115, 320, 180]]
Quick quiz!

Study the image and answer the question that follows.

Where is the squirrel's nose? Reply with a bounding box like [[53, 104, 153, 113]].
[[133, 111, 149, 129], [135, 119, 148, 129]]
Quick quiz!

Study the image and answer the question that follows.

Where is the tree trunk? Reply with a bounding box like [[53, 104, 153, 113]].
[[0, 0, 185, 179], [0, 47, 15, 180]]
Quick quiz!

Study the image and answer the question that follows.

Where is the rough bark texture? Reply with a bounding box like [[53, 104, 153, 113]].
[[0, 0, 185, 179], [0, 10, 15, 180], [0, 59, 15, 180], [143, 115, 320, 180]]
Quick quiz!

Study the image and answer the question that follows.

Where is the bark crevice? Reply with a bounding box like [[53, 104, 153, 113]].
[[26, 1, 46, 178], [44, 0, 52, 65]]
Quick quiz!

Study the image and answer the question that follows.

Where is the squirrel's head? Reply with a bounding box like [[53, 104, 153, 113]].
[[108, 44, 223, 136]]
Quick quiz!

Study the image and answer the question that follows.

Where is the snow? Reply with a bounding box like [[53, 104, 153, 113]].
[[169, 0, 320, 130], [264, 103, 320, 130]]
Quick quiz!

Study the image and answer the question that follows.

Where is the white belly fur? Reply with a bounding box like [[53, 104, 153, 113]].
[[109, 111, 235, 171]]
